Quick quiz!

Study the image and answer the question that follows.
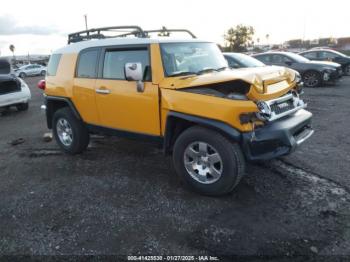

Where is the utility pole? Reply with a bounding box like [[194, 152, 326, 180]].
[[84, 14, 88, 31]]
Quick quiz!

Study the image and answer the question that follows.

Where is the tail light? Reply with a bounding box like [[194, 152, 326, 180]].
[[37, 80, 46, 90]]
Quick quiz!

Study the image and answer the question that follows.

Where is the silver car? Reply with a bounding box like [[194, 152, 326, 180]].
[[15, 64, 47, 78]]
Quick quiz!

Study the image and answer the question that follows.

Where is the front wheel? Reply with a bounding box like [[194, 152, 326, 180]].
[[40, 70, 46, 76], [19, 72, 26, 78], [303, 71, 321, 87], [52, 107, 90, 154], [345, 64, 350, 76], [173, 126, 245, 196]]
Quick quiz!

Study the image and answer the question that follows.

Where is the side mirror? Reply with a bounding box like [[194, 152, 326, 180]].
[[285, 61, 293, 66], [124, 62, 144, 92]]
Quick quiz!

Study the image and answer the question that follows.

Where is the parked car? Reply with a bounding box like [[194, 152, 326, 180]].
[[15, 64, 47, 78], [253, 52, 342, 87], [223, 52, 265, 68], [41, 26, 313, 196], [299, 49, 350, 76], [0, 59, 31, 111]]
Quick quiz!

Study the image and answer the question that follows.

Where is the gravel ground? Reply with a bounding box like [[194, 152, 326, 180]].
[[0, 76, 350, 261]]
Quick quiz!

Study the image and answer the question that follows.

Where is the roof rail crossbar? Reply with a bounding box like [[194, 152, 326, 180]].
[[144, 27, 197, 39], [68, 26, 146, 44]]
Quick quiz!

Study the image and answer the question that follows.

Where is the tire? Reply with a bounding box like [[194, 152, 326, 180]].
[[19, 72, 26, 78], [40, 70, 46, 76], [345, 64, 350, 76], [173, 126, 245, 196], [303, 71, 322, 87], [52, 107, 90, 154], [16, 103, 29, 111]]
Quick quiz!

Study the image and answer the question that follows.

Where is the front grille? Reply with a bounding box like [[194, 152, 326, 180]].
[[270, 99, 295, 115], [0, 79, 21, 95]]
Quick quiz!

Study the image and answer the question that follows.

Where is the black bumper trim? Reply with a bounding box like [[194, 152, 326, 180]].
[[241, 109, 313, 161]]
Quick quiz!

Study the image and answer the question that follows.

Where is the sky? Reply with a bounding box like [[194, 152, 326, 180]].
[[0, 0, 348, 56]]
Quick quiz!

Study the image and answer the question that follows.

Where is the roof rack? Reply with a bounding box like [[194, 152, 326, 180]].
[[68, 26, 196, 44], [68, 26, 146, 44]]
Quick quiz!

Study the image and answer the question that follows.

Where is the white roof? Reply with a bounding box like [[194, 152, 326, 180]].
[[54, 37, 209, 54]]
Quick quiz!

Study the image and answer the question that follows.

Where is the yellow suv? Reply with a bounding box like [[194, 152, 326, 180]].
[[42, 26, 313, 195]]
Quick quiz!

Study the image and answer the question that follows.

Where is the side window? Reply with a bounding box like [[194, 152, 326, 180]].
[[47, 54, 62, 76], [271, 54, 291, 63], [256, 55, 270, 63], [102, 49, 150, 80], [225, 56, 240, 68], [76, 49, 99, 78], [319, 51, 337, 59], [303, 52, 317, 59]]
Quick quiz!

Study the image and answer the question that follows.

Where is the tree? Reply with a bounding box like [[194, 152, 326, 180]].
[[224, 25, 255, 52], [265, 34, 270, 44], [9, 44, 15, 60]]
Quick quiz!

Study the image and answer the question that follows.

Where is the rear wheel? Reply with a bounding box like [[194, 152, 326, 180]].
[[173, 126, 245, 196], [16, 103, 29, 111], [52, 107, 90, 154]]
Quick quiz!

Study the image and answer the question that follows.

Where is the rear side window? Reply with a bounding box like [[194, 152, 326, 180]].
[[103, 49, 150, 80], [76, 49, 99, 78], [47, 54, 62, 76]]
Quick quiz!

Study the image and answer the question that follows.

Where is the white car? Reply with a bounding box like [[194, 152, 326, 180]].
[[0, 59, 31, 111], [15, 64, 47, 78]]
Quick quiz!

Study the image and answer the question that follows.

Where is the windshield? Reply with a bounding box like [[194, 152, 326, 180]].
[[286, 53, 310, 63], [229, 53, 265, 67], [160, 42, 228, 77], [329, 50, 347, 57]]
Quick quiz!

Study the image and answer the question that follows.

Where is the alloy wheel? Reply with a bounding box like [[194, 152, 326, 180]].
[[56, 118, 73, 147], [183, 141, 223, 184]]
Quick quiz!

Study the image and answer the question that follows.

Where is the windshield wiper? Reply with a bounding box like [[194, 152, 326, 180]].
[[196, 67, 228, 75], [168, 71, 197, 77], [196, 68, 217, 75]]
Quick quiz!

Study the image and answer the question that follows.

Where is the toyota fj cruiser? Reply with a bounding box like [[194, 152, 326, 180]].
[[41, 26, 313, 195]]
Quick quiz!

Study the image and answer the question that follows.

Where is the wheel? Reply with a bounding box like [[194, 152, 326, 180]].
[[16, 103, 29, 111], [40, 70, 46, 76], [345, 64, 350, 76], [19, 72, 26, 78], [173, 126, 245, 196], [52, 107, 90, 154], [303, 71, 321, 87]]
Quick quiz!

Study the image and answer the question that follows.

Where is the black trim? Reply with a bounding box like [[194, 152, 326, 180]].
[[242, 109, 313, 161], [87, 124, 163, 144], [164, 111, 241, 154], [45, 96, 82, 129]]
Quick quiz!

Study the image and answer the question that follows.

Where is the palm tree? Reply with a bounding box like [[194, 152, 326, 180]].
[[9, 44, 15, 61], [265, 34, 270, 44]]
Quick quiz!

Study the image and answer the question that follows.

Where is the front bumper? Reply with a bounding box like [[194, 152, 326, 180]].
[[242, 109, 313, 161]]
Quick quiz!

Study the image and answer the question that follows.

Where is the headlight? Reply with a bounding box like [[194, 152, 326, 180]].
[[324, 68, 336, 73], [256, 101, 272, 121]]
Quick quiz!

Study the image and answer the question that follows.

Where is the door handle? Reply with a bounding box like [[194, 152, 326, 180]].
[[96, 88, 111, 95]]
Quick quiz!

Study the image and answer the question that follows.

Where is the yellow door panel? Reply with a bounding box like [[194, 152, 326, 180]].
[[94, 79, 161, 136], [72, 78, 99, 124]]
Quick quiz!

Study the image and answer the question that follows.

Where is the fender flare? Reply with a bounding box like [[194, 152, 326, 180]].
[[164, 111, 242, 153], [45, 96, 81, 129]]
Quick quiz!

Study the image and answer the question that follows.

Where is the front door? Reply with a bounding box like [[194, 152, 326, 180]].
[[94, 47, 160, 136]]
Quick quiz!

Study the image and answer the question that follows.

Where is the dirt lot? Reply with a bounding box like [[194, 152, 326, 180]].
[[1, 76, 350, 260]]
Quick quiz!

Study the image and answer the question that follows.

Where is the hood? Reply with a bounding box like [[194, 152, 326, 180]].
[[159, 66, 293, 90], [308, 60, 341, 68]]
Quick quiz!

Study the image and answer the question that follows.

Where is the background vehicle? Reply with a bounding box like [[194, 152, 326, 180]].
[[299, 49, 350, 76], [15, 64, 47, 78], [253, 52, 342, 87], [223, 52, 265, 68], [41, 26, 313, 196], [0, 59, 31, 111]]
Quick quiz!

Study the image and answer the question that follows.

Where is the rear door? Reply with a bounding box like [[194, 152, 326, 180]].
[[94, 46, 160, 136]]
